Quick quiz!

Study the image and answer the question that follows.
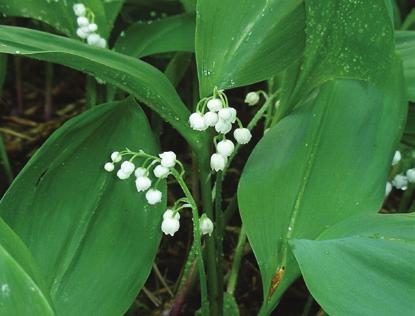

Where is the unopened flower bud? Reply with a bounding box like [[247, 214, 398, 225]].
[[154, 165, 169, 179], [88, 23, 98, 32], [104, 162, 114, 172], [77, 16, 89, 27], [207, 98, 223, 112], [204, 111, 219, 127], [111, 151, 122, 163], [234, 128, 252, 144], [216, 139, 234, 157], [135, 176, 152, 192], [76, 27, 88, 39], [199, 214, 214, 236], [159, 151, 176, 168], [87, 33, 100, 46], [189, 112, 207, 131], [117, 169, 130, 180], [210, 153, 227, 171], [73, 4, 86, 16], [244, 92, 260, 106]]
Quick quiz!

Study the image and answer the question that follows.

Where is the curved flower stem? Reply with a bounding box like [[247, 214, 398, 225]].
[[170, 169, 209, 316]]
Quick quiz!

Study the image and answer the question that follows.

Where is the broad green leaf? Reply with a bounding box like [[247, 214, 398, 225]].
[[0, 0, 117, 38], [0, 98, 166, 316], [114, 14, 195, 58], [0, 26, 203, 151], [195, 0, 305, 96], [238, 62, 406, 309], [291, 213, 415, 316], [396, 31, 415, 102], [283, 0, 394, 108], [180, 0, 196, 12], [0, 218, 55, 315]]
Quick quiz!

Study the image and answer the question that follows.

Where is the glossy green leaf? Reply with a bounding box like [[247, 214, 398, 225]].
[[0, 218, 55, 315], [0, 26, 203, 151], [396, 31, 415, 102], [238, 62, 406, 310], [0, 98, 165, 316], [282, 0, 394, 109], [114, 14, 195, 58], [195, 0, 305, 96], [0, 0, 118, 38], [291, 213, 415, 316]]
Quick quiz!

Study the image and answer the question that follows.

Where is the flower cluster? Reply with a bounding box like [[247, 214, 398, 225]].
[[104, 149, 178, 205], [386, 150, 415, 195], [73, 3, 107, 48], [160, 206, 214, 237], [104, 149, 214, 237], [189, 88, 253, 172]]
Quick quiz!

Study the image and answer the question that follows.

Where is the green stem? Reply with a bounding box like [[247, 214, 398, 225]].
[[226, 225, 247, 295], [198, 159, 221, 316], [171, 169, 210, 316], [300, 295, 314, 316], [86, 75, 97, 108]]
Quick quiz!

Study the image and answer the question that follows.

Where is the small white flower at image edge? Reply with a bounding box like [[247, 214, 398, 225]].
[[161, 209, 180, 236], [73, 3, 86, 16], [392, 174, 408, 190], [385, 181, 392, 196], [406, 168, 415, 183], [146, 189, 162, 205], [111, 151, 122, 163]]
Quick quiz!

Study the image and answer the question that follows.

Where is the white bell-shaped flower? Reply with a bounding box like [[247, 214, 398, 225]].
[[210, 153, 227, 172], [204, 111, 219, 127], [87, 33, 100, 46], [77, 16, 89, 27], [207, 98, 223, 112], [134, 167, 147, 178], [97, 38, 107, 48], [117, 169, 130, 180], [406, 168, 415, 183], [111, 151, 122, 163], [163, 209, 180, 220], [146, 189, 162, 205], [154, 165, 169, 179], [244, 92, 260, 106], [216, 139, 234, 157], [392, 150, 401, 166], [159, 151, 176, 168], [189, 112, 207, 131], [385, 182, 392, 196], [120, 161, 135, 173], [392, 174, 408, 190], [215, 119, 232, 134], [76, 28, 88, 39], [228, 107, 237, 123], [161, 210, 180, 236], [218, 107, 234, 122], [73, 4, 86, 16], [234, 128, 252, 144], [199, 215, 214, 236], [88, 23, 98, 32], [104, 162, 114, 172], [135, 176, 152, 192]]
